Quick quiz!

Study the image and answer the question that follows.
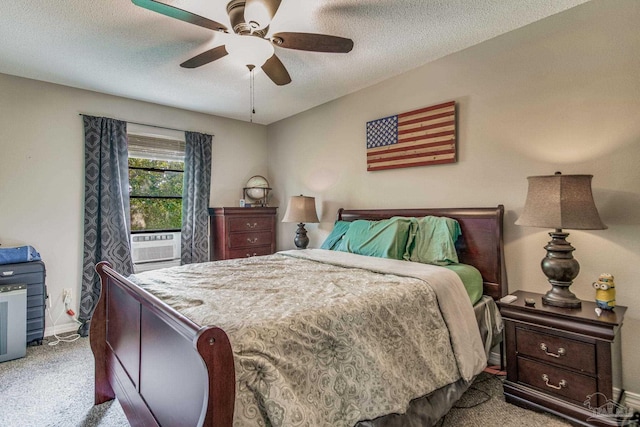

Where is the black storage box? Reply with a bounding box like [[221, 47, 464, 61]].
[[0, 261, 46, 345]]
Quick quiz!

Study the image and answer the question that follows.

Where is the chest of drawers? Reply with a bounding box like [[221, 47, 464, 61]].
[[209, 207, 277, 260], [499, 290, 626, 426]]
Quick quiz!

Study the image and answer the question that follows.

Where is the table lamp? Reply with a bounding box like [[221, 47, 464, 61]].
[[282, 195, 319, 249], [515, 172, 606, 308]]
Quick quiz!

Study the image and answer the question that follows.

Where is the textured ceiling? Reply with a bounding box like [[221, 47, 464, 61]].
[[0, 0, 589, 124]]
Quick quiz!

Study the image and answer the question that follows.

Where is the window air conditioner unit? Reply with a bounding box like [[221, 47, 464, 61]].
[[131, 232, 181, 264]]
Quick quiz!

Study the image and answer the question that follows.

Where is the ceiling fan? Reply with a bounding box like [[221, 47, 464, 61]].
[[132, 0, 354, 85]]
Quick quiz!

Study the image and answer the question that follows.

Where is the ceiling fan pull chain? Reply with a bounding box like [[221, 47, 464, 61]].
[[246, 64, 256, 123], [250, 67, 255, 122]]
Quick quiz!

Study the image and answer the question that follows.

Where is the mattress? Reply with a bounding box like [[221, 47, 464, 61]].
[[130, 249, 488, 427]]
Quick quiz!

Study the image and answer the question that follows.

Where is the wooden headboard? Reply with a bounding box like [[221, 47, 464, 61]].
[[337, 205, 508, 300]]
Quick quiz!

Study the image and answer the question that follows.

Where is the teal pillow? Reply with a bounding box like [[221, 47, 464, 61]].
[[336, 217, 413, 260], [406, 216, 461, 265], [320, 221, 351, 250]]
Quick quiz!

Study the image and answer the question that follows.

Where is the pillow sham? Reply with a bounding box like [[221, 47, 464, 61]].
[[320, 221, 351, 250], [336, 217, 413, 260], [405, 215, 461, 265]]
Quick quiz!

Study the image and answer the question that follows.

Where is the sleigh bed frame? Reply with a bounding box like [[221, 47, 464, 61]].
[[90, 205, 508, 427]]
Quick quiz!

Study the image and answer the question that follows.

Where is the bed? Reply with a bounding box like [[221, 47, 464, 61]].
[[90, 206, 508, 427]]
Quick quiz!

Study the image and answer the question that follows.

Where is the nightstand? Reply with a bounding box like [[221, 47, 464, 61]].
[[499, 290, 626, 426]]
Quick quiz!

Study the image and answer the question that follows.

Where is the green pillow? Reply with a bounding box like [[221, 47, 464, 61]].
[[336, 217, 413, 260], [320, 221, 351, 250], [406, 216, 461, 265]]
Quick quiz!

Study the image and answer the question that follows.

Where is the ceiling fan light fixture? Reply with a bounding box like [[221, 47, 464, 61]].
[[226, 35, 274, 68], [244, 0, 280, 31]]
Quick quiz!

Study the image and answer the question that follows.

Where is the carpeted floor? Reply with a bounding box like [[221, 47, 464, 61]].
[[0, 337, 128, 427], [435, 370, 570, 427], [0, 336, 572, 427]]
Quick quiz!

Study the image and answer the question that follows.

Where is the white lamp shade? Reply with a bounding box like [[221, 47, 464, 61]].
[[515, 174, 606, 230], [282, 196, 319, 224], [244, 0, 281, 30]]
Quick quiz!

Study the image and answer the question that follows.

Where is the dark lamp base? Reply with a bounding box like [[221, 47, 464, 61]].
[[293, 223, 309, 249], [542, 285, 582, 308], [540, 230, 582, 309]]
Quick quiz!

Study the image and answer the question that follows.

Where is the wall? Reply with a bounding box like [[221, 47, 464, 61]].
[[268, 0, 640, 395], [0, 73, 268, 335]]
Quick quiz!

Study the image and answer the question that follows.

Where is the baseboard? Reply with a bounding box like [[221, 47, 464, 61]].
[[620, 388, 640, 411]]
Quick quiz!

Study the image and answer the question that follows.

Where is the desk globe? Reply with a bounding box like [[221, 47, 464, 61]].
[[243, 175, 271, 206]]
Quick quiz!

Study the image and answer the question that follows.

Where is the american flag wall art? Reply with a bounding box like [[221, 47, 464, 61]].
[[366, 100, 457, 171]]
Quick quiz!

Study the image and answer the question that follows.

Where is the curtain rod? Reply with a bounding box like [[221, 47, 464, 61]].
[[78, 113, 213, 136]]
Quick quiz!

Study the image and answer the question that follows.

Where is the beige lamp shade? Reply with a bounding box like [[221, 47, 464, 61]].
[[515, 174, 606, 230], [282, 195, 319, 224]]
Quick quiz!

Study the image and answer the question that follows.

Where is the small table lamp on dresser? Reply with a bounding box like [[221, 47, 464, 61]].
[[282, 195, 319, 249]]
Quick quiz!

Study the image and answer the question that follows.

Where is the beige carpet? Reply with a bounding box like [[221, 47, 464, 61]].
[[437, 370, 570, 427], [0, 336, 572, 427]]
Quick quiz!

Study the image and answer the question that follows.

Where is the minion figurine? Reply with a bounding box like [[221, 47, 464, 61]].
[[593, 273, 616, 310]]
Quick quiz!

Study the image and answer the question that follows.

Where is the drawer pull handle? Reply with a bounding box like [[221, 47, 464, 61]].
[[542, 374, 567, 390], [540, 343, 565, 358], [247, 237, 258, 244], [246, 222, 258, 229]]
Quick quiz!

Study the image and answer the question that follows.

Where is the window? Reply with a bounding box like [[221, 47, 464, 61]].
[[128, 134, 185, 233]]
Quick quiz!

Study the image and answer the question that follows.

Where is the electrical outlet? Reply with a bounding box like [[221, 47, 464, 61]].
[[63, 288, 72, 305]]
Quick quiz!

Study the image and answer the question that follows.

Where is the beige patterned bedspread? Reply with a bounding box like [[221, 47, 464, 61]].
[[130, 249, 486, 427]]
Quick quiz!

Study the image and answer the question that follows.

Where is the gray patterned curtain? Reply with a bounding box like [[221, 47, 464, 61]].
[[78, 115, 134, 336], [181, 131, 212, 264]]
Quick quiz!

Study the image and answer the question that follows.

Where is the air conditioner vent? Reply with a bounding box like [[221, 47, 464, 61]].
[[131, 232, 180, 264]]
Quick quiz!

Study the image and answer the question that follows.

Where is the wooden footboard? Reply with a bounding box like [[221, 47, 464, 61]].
[[90, 261, 235, 427]]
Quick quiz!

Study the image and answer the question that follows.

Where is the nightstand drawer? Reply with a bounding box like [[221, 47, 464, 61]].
[[228, 217, 273, 232], [228, 231, 273, 249], [227, 246, 273, 259], [516, 327, 595, 374], [518, 357, 597, 404]]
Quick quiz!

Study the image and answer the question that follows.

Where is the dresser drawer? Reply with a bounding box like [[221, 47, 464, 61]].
[[518, 357, 597, 404], [228, 231, 273, 249], [516, 327, 595, 374], [227, 246, 273, 259], [228, 216, 273, 232]]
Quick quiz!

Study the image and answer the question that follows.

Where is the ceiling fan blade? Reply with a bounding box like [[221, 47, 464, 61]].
[[271, 32, 353, 53], [180, 45, 229, 68], [262, 54, 291, 86], [132, 0, 227, 32]]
